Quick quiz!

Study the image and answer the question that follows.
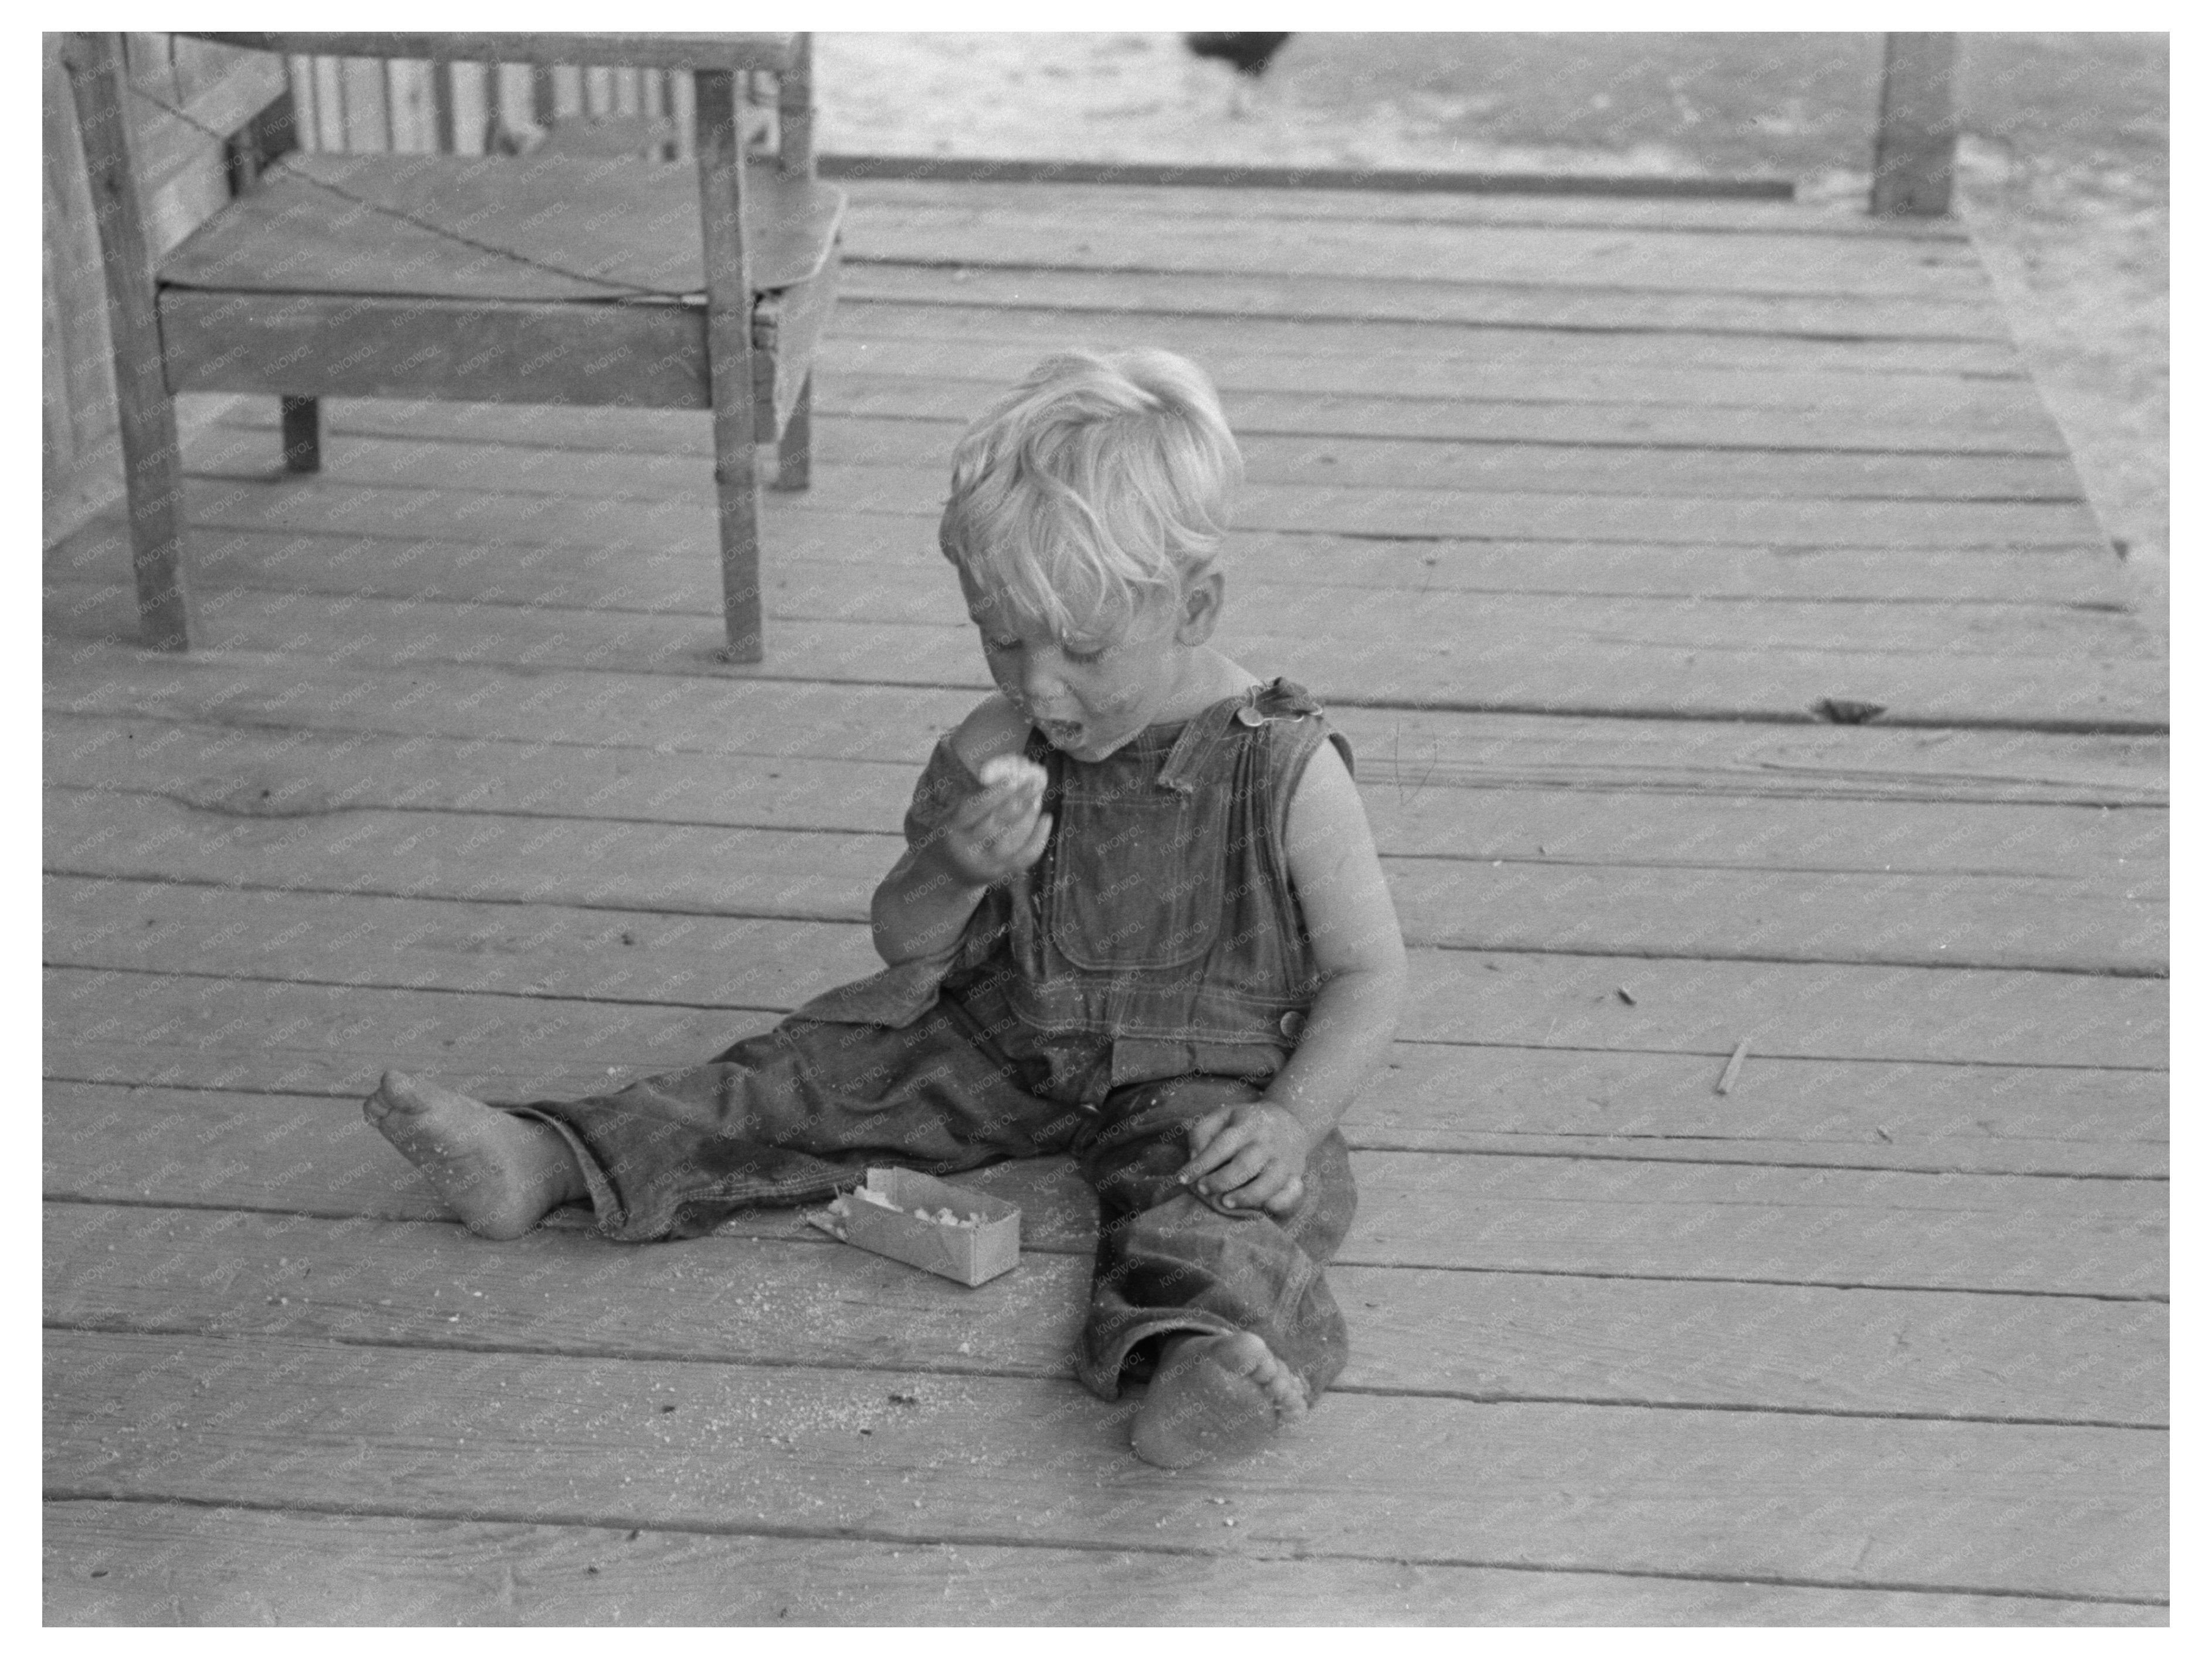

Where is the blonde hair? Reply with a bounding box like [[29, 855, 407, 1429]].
[[939, 349, 1243, 641]]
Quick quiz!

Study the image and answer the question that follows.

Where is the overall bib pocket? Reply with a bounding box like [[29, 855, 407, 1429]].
[[1049, 780, 1225, 971]]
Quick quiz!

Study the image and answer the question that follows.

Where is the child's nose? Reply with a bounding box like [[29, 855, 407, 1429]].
[[1017, 656, 1068, 708]]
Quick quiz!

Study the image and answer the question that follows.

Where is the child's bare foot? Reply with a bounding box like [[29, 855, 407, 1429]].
[[1130, 1330, 1309, 1468], [364, 1071, 585, 1240]]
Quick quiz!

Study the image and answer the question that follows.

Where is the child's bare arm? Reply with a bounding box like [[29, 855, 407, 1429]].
[[870, 698, 1051, 967], [1179, 739, 1407, 1211]]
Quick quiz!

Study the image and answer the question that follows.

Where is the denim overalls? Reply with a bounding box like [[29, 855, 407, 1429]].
[[504, 677, 1360, 1404]]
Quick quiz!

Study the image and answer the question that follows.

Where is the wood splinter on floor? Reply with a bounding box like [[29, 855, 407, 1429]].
[[1715, 1039, 1752, 1096], [1812, 697, 1888, 725]]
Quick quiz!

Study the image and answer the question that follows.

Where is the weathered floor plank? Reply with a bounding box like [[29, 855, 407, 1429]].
[[839, 201, 1996, 296], [831, 178, 1986, 239], [841, 260, 2011, 340], [208, 360, 2070, 462], [45, 862, 2173, 1178], [212, 370, 2068, 459], [164, 429, 2128, 648], [53, 1014, 2163, 1204], [45, 710, 2167, 879], [51, 515, 2155, 717], [44, 577, 2164, 731], [49, 557, 2148, 724], [44, 1204, 2169, 1426], [41, 781, 2167, 975], [821, 360, 2069, 454], [823, 291, 2015, 373], [153, 516, 2129, 688], [46, 715, 2165, 875], [48, 1501, 2162, 1626], [43, 1329, 2168, 1603], [41, 1075, 2166, 1298], [199, 399, 2088, 503], [43, 962, 2168, 1179], [819, 318, 2023, 387], [44, 916, 2170, 1069], [179, 429, 2110, 550], [802, 353, 2058, 450], [42, 648, 2169, 805], [57, 508, 2141, 638]]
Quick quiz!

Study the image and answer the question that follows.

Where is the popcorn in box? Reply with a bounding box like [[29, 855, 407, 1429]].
[[805, 1167, 1021, 1287]]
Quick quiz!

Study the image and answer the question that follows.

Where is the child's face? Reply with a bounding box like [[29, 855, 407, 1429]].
[[960, 566, 1210, 763]]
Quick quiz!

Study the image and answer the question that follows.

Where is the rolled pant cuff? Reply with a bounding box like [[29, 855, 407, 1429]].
[[1077, 1311, 1242, 1402], [496, 1103, 641, 1240]]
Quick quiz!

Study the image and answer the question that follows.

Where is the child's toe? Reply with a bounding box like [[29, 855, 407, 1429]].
[[1220, 1331, 1273, 1379]]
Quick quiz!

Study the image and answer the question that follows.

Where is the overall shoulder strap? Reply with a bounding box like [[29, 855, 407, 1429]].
[[1251, 677, 1353, 780]]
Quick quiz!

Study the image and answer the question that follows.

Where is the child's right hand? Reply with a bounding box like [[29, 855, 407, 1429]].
[[927, 755, 1051, 887]]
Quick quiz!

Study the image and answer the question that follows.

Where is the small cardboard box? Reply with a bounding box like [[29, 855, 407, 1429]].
[[806, 1167, 1022, 1287]]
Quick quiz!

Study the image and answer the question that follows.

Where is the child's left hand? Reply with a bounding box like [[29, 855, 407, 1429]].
[[1177, 1100, 1313, 1217]]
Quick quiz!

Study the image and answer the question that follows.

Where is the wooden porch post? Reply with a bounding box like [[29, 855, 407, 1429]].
[[61, 31, 195, 651], [777, 33, 815, 180], [1869, 32, 1959, 216], [694, 67, 765, 662]]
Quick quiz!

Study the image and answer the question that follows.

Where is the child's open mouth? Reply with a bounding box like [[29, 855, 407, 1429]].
[[1039, 717, 1083, 746]]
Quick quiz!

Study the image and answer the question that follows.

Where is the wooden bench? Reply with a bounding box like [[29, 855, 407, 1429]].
[[60, 31, 844, 662]]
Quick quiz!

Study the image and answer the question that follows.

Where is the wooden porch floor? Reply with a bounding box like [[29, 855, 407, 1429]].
[[43, 177, 2166, 1623]]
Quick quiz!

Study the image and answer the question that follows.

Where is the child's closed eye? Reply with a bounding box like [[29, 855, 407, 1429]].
[[984, 632, 1107, 665]]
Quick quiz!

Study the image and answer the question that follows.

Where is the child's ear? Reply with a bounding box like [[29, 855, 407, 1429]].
[[1175, 569, 1225, 645]]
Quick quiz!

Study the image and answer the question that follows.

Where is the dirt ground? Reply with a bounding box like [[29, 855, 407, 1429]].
[[815, 31, 2169, 637]]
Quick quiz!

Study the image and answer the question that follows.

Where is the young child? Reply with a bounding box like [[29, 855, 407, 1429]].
[[366, 348, 1408, 1468]]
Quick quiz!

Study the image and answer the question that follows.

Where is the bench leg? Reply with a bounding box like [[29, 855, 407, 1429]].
[[712, 445, 765, 663], [696, 66, 765, 663], [773, 370, 812, 492], [63, 32, 194, 650], [280, 395, 321, 473], [118, 396, 194, 652]]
